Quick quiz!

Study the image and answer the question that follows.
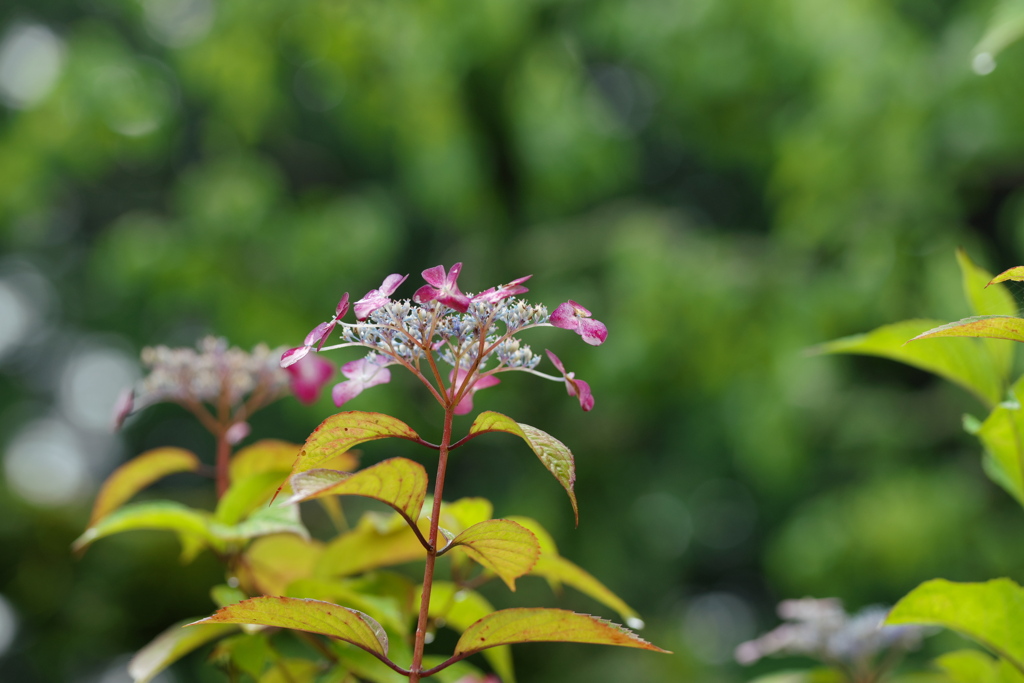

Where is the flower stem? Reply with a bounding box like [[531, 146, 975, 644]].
[[409, 406, 455, 682], [215, 428, 231, 498]]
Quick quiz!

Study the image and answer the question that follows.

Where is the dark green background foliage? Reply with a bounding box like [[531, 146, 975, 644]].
[[2, 0, 1024, 681]]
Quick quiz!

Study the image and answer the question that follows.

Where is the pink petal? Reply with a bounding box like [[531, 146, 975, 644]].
[[225, 421, 251, 445], [545, 349, 566, 374], [577, 318, 608, 346], [437, 289, 471, 312], [446, 262, 463, 286], [421, 265, 447, 288], [304, 321, 333, 347], [281, 345, 311, 368], [569, 378, 595, 411], [412, 283, 439, 305], [453, 392, 474, 415], [332, 380, 365, 407], [380, 273, 408, 296], [335, 292, 350, 317], [549, 301, 578, 330], [287, 354, 335, 403]]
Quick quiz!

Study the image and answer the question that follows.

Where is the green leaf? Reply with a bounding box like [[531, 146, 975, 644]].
[[90, 447, 200, 525], [936, 649, 1024, 683], [188, 596, 390, 659], [814, 320, 1004, 407], [74, 500, 217, 553], [469, 412, 578, 524], [444, 519, 540, 591], [530, 554, 642, 627], [230, 439, 359, 481], [210, 500, 309, 544], [211, 584, 248, 608], [128, 619, 237, 683], [210, 633, 271, 681], [293, 412, 421, 474], [288, 578, 409, 636], [991, 265, 1024, 286], [216, 470, 289, 525], [957, 249, 1017, 379], [746, 671, 846, 683], [974, 381, 1024, 505], [887, 578, 1024, 673], [259, 658, 320, 683], [288, 458, 428, 524], [453, 608, 669, 658], [420, 581, 513, 683], [317, 513, 426, 577]]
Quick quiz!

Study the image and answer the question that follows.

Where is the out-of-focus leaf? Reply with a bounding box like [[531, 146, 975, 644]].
[[887, 578, 1024, 671], [210, 633, 270, 681], [216, 470, 289, 525], [292, 412, 420, 474], [333, 637, 411, 683], [974, 380, 1024, 505], [444, 519, 539, 591], [211, 584, 248, 608], [468, 412, 578, 523], [439, 497, 493, 534], [211, 500, 309, 544], [453, 608, 668, 657], [74, 500, 216, 553], [936, 649, 1024, 683], [420, 581, 513, 683], [746, 671, 845, 683], [230, 439, 359, 481], [420, 656, 487, 683], [288, 458, 428, 524], [530, 554, 642, 627], [317, 513, 426, 577], [128, 619, 237, 683], [259, 658, 320, 683], [957, 249, 1016, 379], [188, 596, 390, 659], [90, 447, 201, 525], [239, 534, 324, 597], [974, 0, 1024, 62], [814, 320, 1004, 407]]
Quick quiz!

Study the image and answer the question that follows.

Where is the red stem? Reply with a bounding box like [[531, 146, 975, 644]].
[[409, 406, 455, 682]]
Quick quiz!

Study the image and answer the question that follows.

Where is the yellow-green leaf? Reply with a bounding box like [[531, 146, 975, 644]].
[[887, 578, 1024, 672], [469, 412, 578, 524], [958, 249, 1016, 379], [288, 577, 409, 636], [530, 554, 641, 627], [293, 412, 420, 475], [814, 320, 1004, 407], [453, 608, 668, 658], [188, 596, 390, 659], [288, 458, 428, 524], [911, 316, 1024, 345], [936, 649, 1024, 683], [90, 447, 200, 525], [990, 265, 1024, 286], [74, 500, 216, 553], [128, 619, 238, 683], [210, 501, 308, 544], [444, 519, 540, 591], [259, 658, 319, 683]]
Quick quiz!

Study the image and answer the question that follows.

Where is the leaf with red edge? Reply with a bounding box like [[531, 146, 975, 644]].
[[444, 520, 539, 591], [187, 596, 390, 658], [287, 458, 428, 524], [128, 619, 238, 683], [910, 316, 1024, 344], [468, 412, 578, 524], [90, 448, 200, 525], [453, 608, 669, 658], [293, 412, 421, 475], [989, 266, 1024, 286]]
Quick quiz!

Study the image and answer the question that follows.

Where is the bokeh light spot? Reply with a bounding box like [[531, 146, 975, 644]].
[[0, 23, 65, 109]]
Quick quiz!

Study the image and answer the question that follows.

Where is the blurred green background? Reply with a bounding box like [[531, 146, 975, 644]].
[[3, 0, 1024, 681]]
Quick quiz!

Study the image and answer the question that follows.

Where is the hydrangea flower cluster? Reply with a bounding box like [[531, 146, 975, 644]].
[[114, 336, 332, 433], [281, 264, 607, 413], [735, 598, 924, 675]]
